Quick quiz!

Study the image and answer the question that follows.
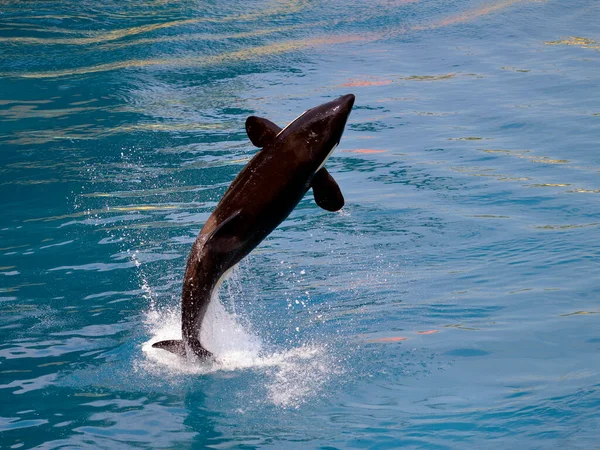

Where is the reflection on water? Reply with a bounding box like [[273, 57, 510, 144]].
[[1, 0, 548, 79], [1, 0, 600, 448], [546, 36, 600, 49]]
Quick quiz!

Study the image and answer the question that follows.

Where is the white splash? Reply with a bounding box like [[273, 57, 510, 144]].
[[141, 293, 340, 408]]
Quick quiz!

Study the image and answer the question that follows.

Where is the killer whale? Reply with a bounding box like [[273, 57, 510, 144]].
[[152, 94, 355, 359]]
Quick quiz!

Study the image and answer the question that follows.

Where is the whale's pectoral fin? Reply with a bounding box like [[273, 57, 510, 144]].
[[152, 339, 186, 356], [245, 116, 282, 148], [312, 168, 345, 212]]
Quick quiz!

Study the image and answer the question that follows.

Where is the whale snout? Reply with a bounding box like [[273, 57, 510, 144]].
[[331, 94, 355, 117], [328, 93, 355, 143], [339, 93, 355, 110]]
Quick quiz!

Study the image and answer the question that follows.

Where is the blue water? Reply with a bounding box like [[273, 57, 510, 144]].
[[1, 0, 599, 448]]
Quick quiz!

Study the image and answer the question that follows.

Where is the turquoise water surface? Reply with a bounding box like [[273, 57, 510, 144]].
[[1, 0, 599, 448]]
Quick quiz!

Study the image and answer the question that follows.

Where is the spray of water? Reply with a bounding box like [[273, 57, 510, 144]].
[[140, 273, 342, 408]]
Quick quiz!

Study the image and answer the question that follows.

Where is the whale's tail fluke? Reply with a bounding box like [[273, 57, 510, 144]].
[[152, 339, 213, 359], [152, 339, 186, 356]]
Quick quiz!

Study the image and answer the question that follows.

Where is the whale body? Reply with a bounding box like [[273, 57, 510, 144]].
[[152, 94, 355, 358]]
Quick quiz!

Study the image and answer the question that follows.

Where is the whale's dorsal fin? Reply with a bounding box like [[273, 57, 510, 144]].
[[312, 168, 344, 212], [204, 209, 244, 254], [245, 116, 282, 148]]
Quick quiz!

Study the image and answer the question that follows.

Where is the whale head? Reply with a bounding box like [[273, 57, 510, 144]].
[[277, 94, 355, 174]]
